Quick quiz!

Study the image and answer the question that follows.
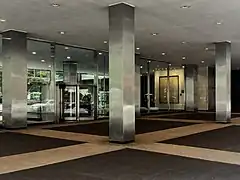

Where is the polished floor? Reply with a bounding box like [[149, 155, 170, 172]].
[[1, 112, 240, 179]]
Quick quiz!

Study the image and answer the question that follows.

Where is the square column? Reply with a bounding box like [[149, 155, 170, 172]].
[[135, 65, 141, 117], [2, 30, 28, 129], [185, 65, 198, 111], [215, 42, 231, 123], [109, 2, 135, 143]]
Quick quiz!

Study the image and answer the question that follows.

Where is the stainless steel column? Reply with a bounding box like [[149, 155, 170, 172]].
[[167, 65, 171, 111], [147, 61, 151, 112], [63, 61, 78, 84], [93, 51, 98, 120], [215, 42, 231, 123], [135, 65, 141, 117], [185, 65, 198, 111], [109, 2, 135, 143], [2, 30, 27, 129]]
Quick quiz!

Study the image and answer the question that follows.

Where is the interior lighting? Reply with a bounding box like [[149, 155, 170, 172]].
[[51, 3, 60, 7], [182, 56, 186, 60], [32, 52, 37, 55], [0, 19, 6, 22], [41, 59, 45, 63], [59, 31, 65, 35], [162, 52, 166, 56], [67, 56, 71, 59], [98, 52, 103, 55], [181, 5, 191, 9], [151, 33, 158, 36]]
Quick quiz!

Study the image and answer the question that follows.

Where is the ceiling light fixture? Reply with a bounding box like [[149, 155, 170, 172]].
[[151, 33, 158, 36], [162, 52, 166, 56], [169, 63, 172, 66], [51, 3, 60, 7], [181, 5, 191, 9], [201, 60, 205, 64], [65, 47, 69, 50], [140, 65, 143, 69], [182, 56, 186, 60], [0, 19, 6, 22], [104, 41, 108, 44], [67, 56, 71, 59], [205, 47, 209, 51], [41, 59, 45, 63], [148, 60, 151, 63], [182, 41, 186, 44], [182, 65, 185, 68], [59, 31, 65, 35], [136, 47, 140, 50], [32, 52, 36, 55], [98, 52, 103, 55], [48, 65, 52, 68], [216, 22, 222, 25]]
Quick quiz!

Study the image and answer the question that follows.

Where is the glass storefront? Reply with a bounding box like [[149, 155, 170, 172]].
[[0, 35, 179, 126]]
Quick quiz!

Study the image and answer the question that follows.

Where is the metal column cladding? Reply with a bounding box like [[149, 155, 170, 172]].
[[63, 61, 78, 84], [215, 42, 231, 123], [109, 2, 135, 143], [135, 65, 141, 117], [185, 65, 198, 111], [2, 30, 28, 129]]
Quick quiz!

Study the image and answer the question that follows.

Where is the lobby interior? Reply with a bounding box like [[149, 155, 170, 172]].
[[1, 0, 240, 179]]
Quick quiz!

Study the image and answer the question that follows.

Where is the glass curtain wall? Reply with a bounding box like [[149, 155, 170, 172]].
[[27, 40, 55, 123], [98, 52, 109, 117], [55, 45, 98, 121]]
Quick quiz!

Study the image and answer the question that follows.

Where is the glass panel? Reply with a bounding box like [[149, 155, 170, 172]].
[[27, 40, 54, 123], [55, 45, 97, 120], [97, 52, 109, 117]]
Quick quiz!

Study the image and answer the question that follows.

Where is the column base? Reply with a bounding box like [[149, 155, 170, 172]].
[[109, 140, 135, 144]]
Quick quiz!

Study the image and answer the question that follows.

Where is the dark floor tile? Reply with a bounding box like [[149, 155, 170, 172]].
[[158, 112, 240, 120], [0, 132, 83, 157], [48, 120, 195, 136], [1, 149, 240, 180], [161, 125, 240, 152]]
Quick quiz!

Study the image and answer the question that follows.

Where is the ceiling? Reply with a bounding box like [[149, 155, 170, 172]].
[[0, 0, 239, 67]]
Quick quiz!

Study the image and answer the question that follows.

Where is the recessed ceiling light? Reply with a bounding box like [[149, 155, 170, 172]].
[[151, 33, 158, 36], [0, 19, 6, 22], [182, 65, 185, 68], [136, 47, 140, 50], [169, 63, 172, 66], [140, 65, 143, 69], [65, 47, 69, 50], [51, 3, 60, 7], [98, 52, 103, 55], [162, 52, 166, 56], [67, 56, 71, 59], [148, 60, 151, 63], [205, 47, 209, 51], [201, 60, 205, 64], [181, 5, 191, 9], [32, 52, 37, 55], [216, 22, 222, 25], [48, 65, 52, 68], [41, 59, 45, 63], [182, 56, 186, 60], [59, 31, 65, 35], [104, 41, 108, 44], [182, 41, 186, 44]]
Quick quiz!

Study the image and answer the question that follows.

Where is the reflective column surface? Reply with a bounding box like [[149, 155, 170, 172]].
[[109, 2, 135, 143], [2, 30, 28, 129], [135, 65, 141, 117], [185, 65, 198, 111], [215, 42, 231, 123], [63, 61, 78, 84]]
